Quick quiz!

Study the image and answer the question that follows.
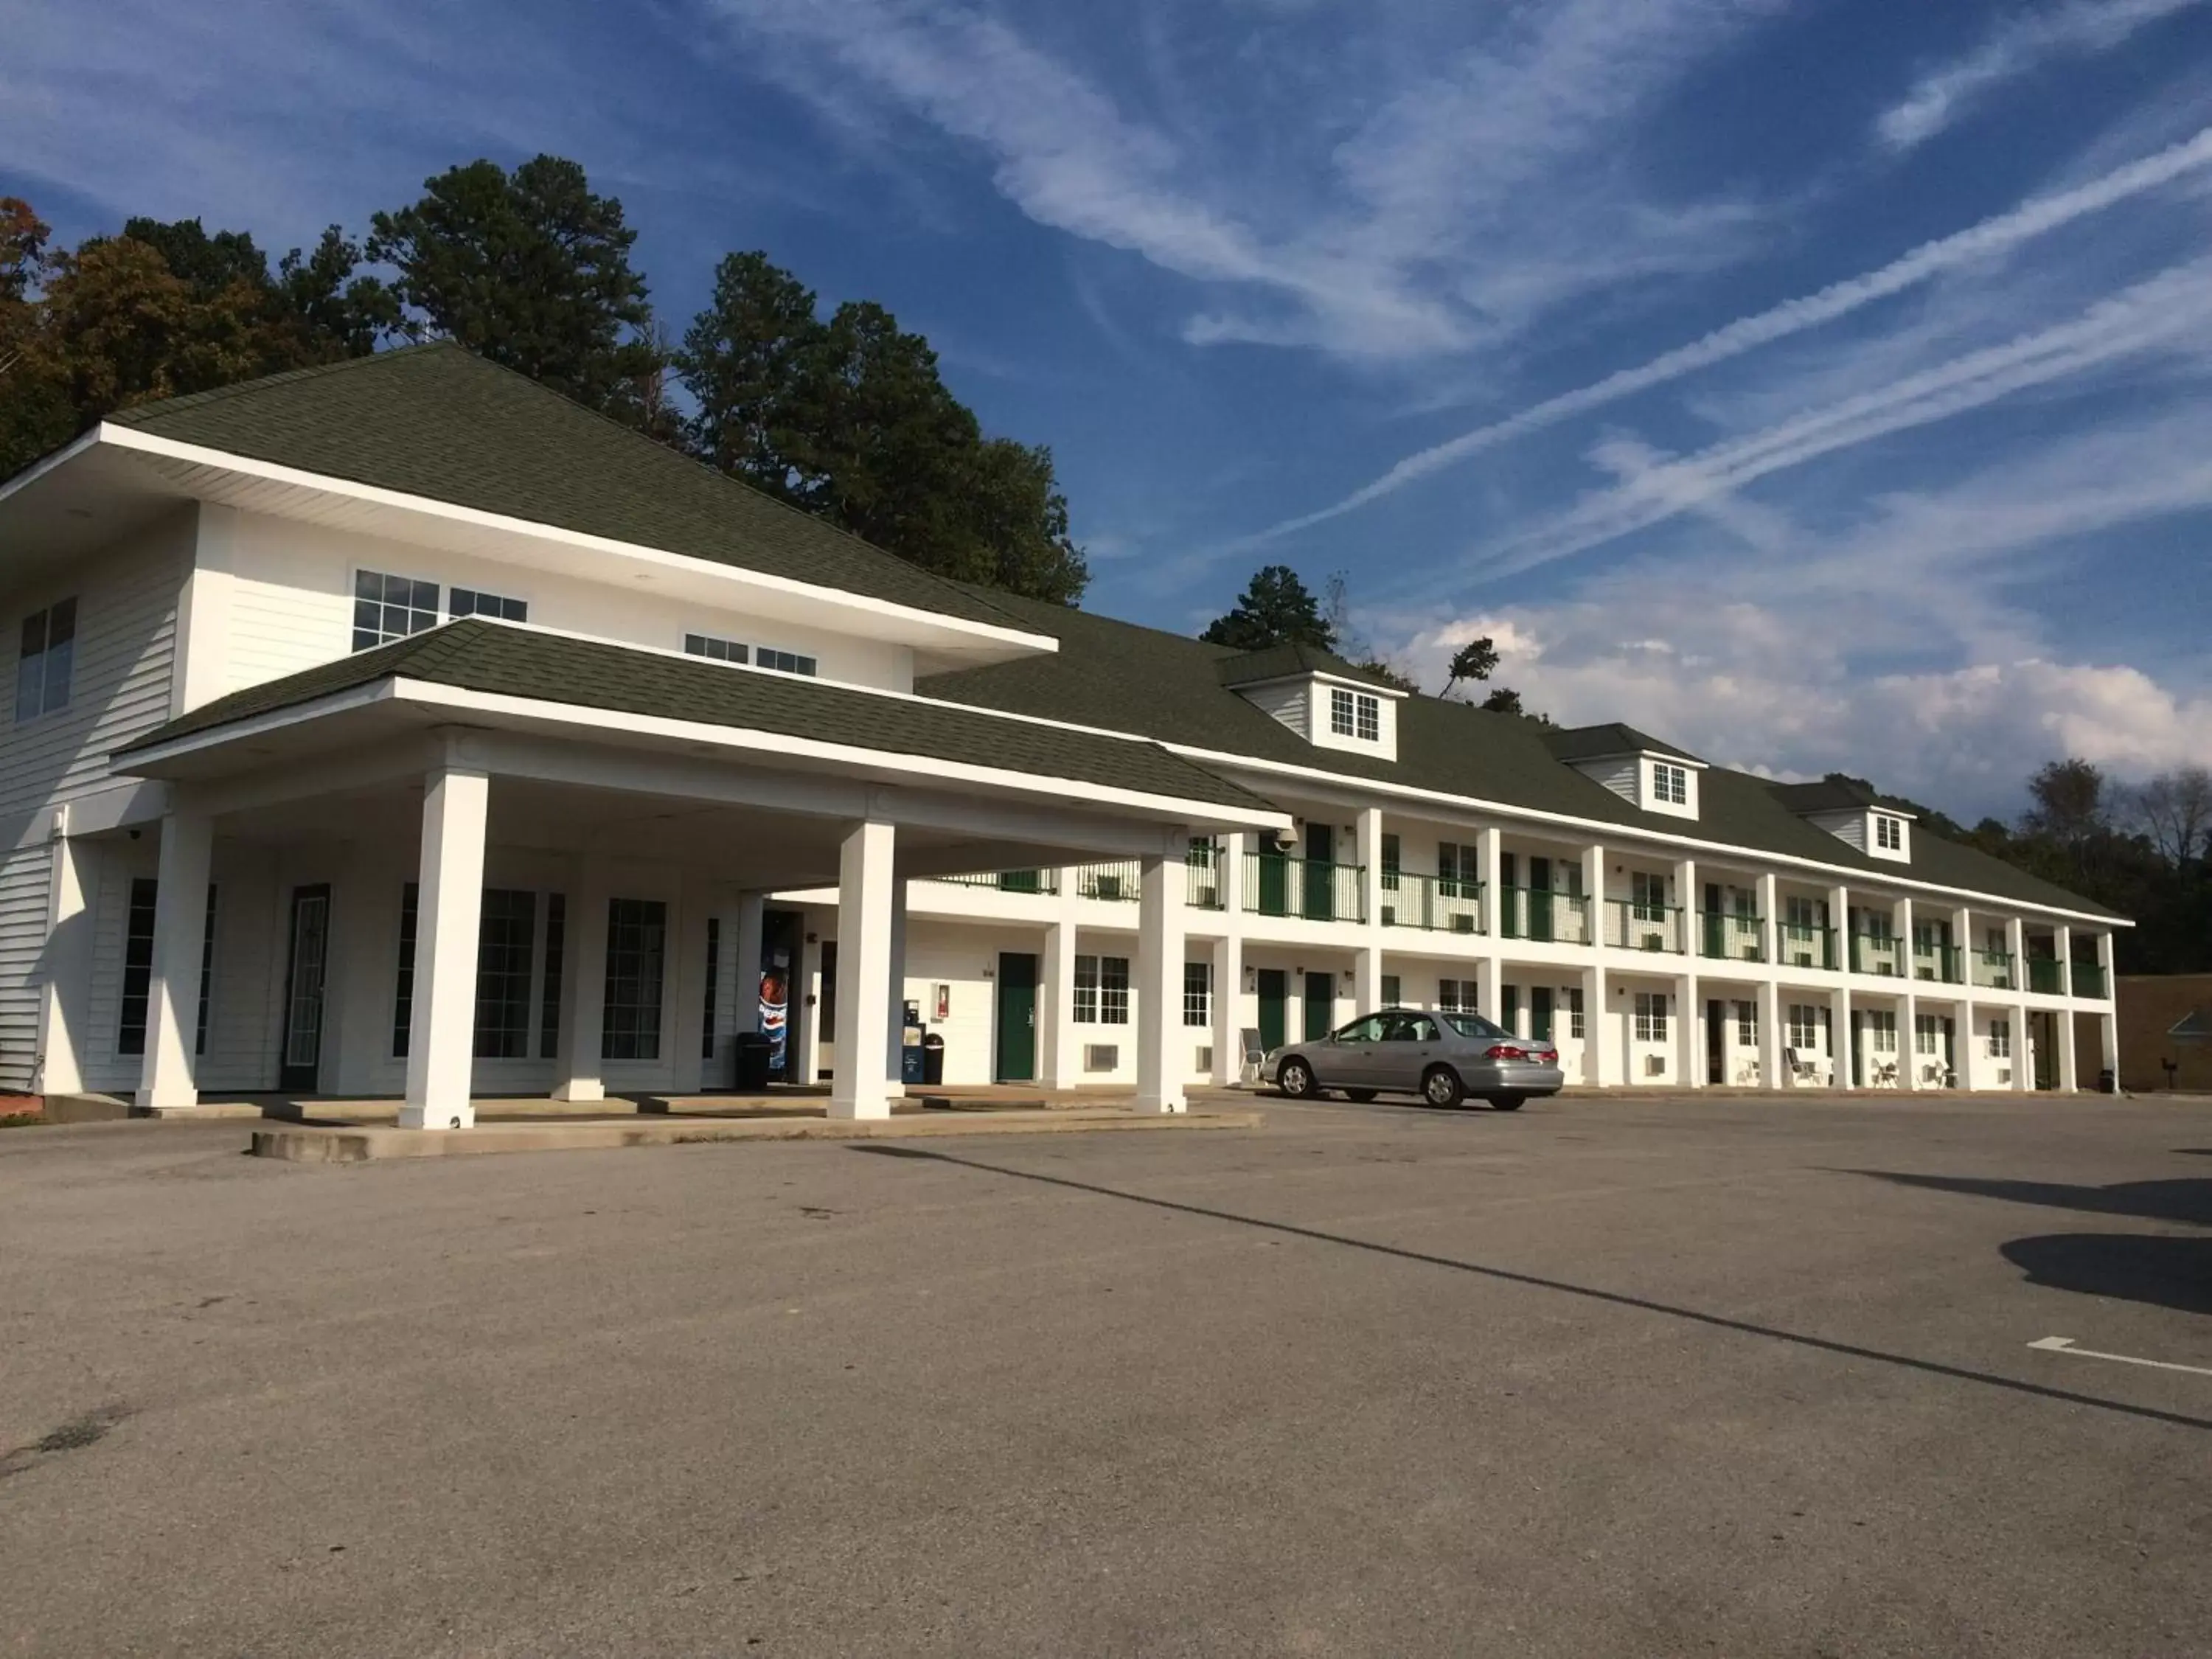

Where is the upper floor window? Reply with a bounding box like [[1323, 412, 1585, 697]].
[[450, 588, 527, 623], [1874, 813, 1904, 851], [354, 571, 439, 653], [757, 647, 818, 677], [1653, 762, 1688, 806], [15, 597, 76, 722], [1329, 686, 1381, 741], [685, 633, 748, 664]]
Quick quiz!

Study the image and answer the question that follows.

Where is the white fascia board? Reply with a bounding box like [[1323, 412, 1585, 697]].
[[1157, 741, 2129, 928], [1231, 668, 1410, 701], [0, 427, 103, 509], [92, 425, 1059, 661], [112, 681, 400, 768]]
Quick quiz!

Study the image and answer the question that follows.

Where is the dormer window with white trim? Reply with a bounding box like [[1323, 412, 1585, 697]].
[[1330, 686, 1380, 742], [1868, 810, 1911, 863], [1654, 762, 1688, 807]]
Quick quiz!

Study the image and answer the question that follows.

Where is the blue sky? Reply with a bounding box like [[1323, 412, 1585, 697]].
[[7, 0, 2212, 819]]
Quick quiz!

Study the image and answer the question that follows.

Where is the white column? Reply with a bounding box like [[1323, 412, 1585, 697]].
[[1041, 917, 1079, 1088], [1828, 883, 1850, 975], [1957, 998, 1978, 1093], [1585, 843, 1614, 1085], [400, 765, 489, 1130], [552, 864, 609, 1102], [1477, 953, 1503, 1029], [1674, 857, 1700, 1087], [1354, 807, 1385, 931], [2099, 1012, 2119, 1091], [33, 810, 91, 1097], [1354, 943, 1385, 1016], [794, 931, 824, 1087], [2096, 930, 2116, 1002], [884, 877, 909, 1093], [1832, 985, 1853, 1090], [2052, 923, 2075, 1091], [830, 820, 896, 1120], [134, 807, 214, 1112], [1211, 932, 1242, 1084], [1480, 827, 1503, 939], [1759, 979, 1783, 1092], [2015, 1001, 2032, 1092], [2006, 916, 2026, 994], [1134, 851, 1188, 1113], [1895, 894, 1918, 1091], [1756, 873, 1780, 968]]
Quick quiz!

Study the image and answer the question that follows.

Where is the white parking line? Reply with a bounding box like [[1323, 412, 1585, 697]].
[[2028, 1336, 2212, 1378]]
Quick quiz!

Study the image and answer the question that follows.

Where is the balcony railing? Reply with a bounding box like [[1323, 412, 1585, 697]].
[[1777, 924, 1838, 970], [1382, 872, 1485, 933], [1698, 911, 1767, 963], [1604, 901, 1683, 953], [1071, 860, 1141, 902], [1245, 853, 1366, 924], [1500, 886, 1592, 944], [1970, 950, 2015, 990], [2071, 962, 2108, 999], [1185, 854, 1225, 910], [2027, 958, 2066, 995], [1850, 933, 1904, 977], [1912, 946, 1964, 984], [931, 869, 1059, 895]]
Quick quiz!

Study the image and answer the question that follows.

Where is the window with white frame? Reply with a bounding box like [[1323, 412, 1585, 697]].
[[1183, 960, 1211, 1028], [1329, 686, 1382, 741], [1075, 955, 1129, 1025], [757, 647, 818, 676], [1634, 992, 1669, 1042], [473, 890, 538, 1058], [1566, 987, 1585, 1038], [353, 571, 441, 652], [15, 597, 76, 721], [1874, 813, 1905, 851], [1630, 870, 1667, 920], [1380, 834, 1400, 893], [1867, 1011, 1898, 1053], [1653, 762, 1688, 806], [1437, 977, 1473, 1012], [1437, 842, 1472, 897], [1988, 1018, 2011, 1058], [602, 899, 668, 1062], [1914, 1013, 1941, 1055], [1735, 1001, 1756, 1046], [1381, 973, 1402, 1007], [1787, 1004, 1820, 1049], [450, 588, 527, 622], [685, 633, 748, 664]]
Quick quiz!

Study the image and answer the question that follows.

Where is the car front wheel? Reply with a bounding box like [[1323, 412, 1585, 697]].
[[1422, 1065, 1464, 1108], [1278, 1057, 1320, 1099]]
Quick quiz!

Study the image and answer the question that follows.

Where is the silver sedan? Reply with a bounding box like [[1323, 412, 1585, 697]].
[[1269, 1009, 1565, 1110]]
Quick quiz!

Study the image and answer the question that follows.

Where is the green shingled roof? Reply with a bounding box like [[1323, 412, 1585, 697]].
[[116, 620, 1272, 814], [1544, 723, 1702, 765], [107, 344, 1025, 631], [920, 591, 2123, 919], [1214, 641, 1407, 692]]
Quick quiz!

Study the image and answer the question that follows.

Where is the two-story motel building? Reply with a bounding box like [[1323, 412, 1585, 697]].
[[0, 347, 2124, 1127]]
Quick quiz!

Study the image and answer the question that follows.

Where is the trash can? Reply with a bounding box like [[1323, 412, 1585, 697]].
[[2098, 1066, 2117, 1095], [922, 1032, 946, 1086], [900, 1001, 926, 1085], [733, 1031, 773, 1092]]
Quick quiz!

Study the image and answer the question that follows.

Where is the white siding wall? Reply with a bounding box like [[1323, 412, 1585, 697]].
[[220, 512, 914, 706], [1238, 680, 1309, 740], [0, 843, 52, 1089], [1574, 757, 1640, 806], [1810, 810, 1869, 853]]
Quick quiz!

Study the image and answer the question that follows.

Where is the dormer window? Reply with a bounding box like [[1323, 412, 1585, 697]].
[[1654, 762, 1688, 807], [1874, 813, 1903, 852], [1331, 687, 1380, 742]]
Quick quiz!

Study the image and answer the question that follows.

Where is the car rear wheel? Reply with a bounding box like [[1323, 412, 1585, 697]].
[[1422, 1065, 1464, 1108], [1278, 1057, 1320, 1099], [1488, 1093, 1528, 1112], [1344, 1089, 1378, 1102]]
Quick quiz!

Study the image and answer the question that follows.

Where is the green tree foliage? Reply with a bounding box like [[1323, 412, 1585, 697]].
[[369, 156, 660, 422], [678, 253, 1088, 603], [1203, 565, 1335, 651]]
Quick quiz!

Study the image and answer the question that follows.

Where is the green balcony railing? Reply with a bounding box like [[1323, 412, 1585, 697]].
[[1382, 872, 1485, 933], [1969, 950, 2015, 990], [1244, 853, 1366, 923], [1185, 856, 1225, 910], [2071, 961, 2109, 999], [2027, 958, 2066, 995], [1698, 911, 1767, 963], [931, 869, 1058, 895], [1850, 933, 1904, 977], [1778, 924, 1838, 970], [1913, 946, 1964, 984], [1604, 900, 1684, 953], [1071, 861, 1141, 902], [1500, 886, 1592, 944]]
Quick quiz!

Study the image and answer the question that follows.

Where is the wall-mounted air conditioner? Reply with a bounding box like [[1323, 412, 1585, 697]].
[[1085, 1044, 1119, 1073]]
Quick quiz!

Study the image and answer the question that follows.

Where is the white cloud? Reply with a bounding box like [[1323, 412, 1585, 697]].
[[1877, 0, 2208, 154]]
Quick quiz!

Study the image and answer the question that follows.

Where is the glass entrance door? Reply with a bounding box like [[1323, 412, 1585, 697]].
[[279, 885, 331, 1093]]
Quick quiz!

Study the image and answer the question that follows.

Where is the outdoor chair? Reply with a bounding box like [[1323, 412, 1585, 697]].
[[1238, 1027, 1267, 1086]]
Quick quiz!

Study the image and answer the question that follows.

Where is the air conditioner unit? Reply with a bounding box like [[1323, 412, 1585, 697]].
[[1644, 1054, 1667, 1077], [1452, 914, 1477, 934], [1195, 1045, 1214, 1074], [1084, 1044, 1119, 1073]]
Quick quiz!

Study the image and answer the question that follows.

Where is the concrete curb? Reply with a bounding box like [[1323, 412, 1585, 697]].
[[250, 1107, 1265, 1164]]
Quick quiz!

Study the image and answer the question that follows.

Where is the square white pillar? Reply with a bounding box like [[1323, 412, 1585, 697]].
[[1756, 872, 1779, 966], [1674, 858, 1697, 960], [1134, 851, 1188, 1113], [2015, 1002, 2032, 1092], [2099, 1012, 2118, 1088], [1354, 943, 1385, 1016], [1759, 979, 1783, 1091], [1354, 807, 1385, 930], [1041, 917, 1079, 1089], [1582, 963, 1607, 1085], [883, 876, 910, 1091], [1900, 989, 1919, 1091], [552, 865, 609, 1102], [400, 766, 489, 1130], [2056, 1000, 2079, 1092], [35, 811, 91, 1098], [135, 807, 214, 1113], [1477, 953, 1503, 1027], [1480, 827, 1503, 939], [1677, 972, 1703, 1087], [1211, 932, 1242, 1085], [1831, 986, 1853, 1089], [830, 821, 896, 1119]]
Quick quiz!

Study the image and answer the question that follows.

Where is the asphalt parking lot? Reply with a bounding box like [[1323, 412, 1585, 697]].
[[3, 1091, 2208, 1658]]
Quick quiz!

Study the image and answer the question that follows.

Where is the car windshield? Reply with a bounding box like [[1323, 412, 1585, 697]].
[[1441, 1012, 1511, 1042]]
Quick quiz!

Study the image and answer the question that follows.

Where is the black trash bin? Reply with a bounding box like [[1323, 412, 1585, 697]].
[[922, 1032, 946, 1086], [2098, 1067, 2117, 1095], [733, 1031, 773, 1092]]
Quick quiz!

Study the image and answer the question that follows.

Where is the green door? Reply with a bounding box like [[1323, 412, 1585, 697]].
[[1527, 856, 1554, 942], [1256, 969, 1287, 1051], [1303, 823, 1335, 920], [995, 953, 1038, 1082], [1257, 851, 1289, 917], [1304, 970, 1335, 1040]]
